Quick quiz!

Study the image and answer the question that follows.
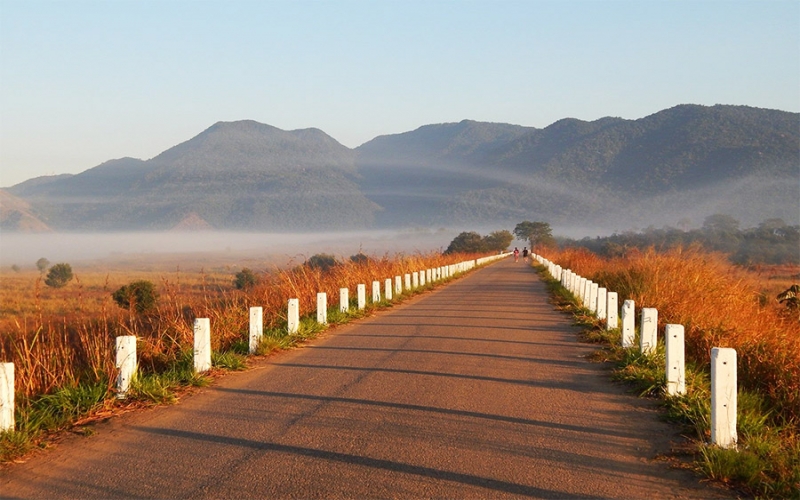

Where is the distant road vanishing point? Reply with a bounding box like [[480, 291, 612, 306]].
[[0, 259, 727, 499]]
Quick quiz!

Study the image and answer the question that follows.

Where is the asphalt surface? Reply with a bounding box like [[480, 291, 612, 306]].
[[0, 258, 727, 499]]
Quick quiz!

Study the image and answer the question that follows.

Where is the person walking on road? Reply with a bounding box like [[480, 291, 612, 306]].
[[522, 247, 529, 262], [513, 247, 520, 262]]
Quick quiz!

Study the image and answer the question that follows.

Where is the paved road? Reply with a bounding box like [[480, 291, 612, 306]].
[[1, 259, 725, 499]]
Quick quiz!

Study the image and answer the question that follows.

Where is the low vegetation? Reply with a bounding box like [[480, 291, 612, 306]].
[[0, 250, 484, 462], [535, 246, 799, 497]]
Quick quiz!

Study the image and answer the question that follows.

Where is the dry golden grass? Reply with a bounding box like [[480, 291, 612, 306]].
[[0, 251, 475, 400], [543, 245, 800, 421]]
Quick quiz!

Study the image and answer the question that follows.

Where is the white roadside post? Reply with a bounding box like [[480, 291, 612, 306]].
[[578, 278, 587, 305], [317, 293, 327, 325], [384, 279, 393, 301], [589, 283, 599, 314], [193, 318, 212, 373], [412, 272, 419, 289], [395, 276, 402, 295], [596, 287, 607, 320], [606, 292, 619, 330], [287, 298, 300, 335], [115, 335, 137, 398], [249, 307, 263, 354], [357, 284, 366, 310], [339, 288, 349, 313], [419, 270, 426, 287], [404, 274, 411, 291], [1, 363, 15, 432], [621, 300, 635, 348], [711, 347, 738, 449], [426, 269, 432, 283], [640, 308, 658, 354], [665, 324, 686, 396], [372, 281, 381, 303]]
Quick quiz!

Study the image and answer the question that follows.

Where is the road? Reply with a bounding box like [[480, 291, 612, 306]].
[[1, 258, 725, 499]]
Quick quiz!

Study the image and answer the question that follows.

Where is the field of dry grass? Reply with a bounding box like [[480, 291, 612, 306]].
[[541, 246, 800, 421]]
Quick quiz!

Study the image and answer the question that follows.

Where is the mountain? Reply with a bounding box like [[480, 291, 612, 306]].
[[0, 190, 51, 232], [5, 105, 799, 233], [8, 121, 379, 231]]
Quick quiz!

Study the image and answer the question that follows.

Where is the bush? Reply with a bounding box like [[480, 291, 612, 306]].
[[36, 258, 50, 273], [233, 268, 259, 290], [112, 280, 159, 314], [350, 253, 370, 264], [44, 263, 73, 288], [307, 253, 338, 271]]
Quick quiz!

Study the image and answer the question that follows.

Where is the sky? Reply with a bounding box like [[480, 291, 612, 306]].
[[1, 0, 798, 188]]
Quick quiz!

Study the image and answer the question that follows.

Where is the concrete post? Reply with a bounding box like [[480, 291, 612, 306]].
[[582, 280, 593, 307], [357, 284, 366, 310], [395, 276, 402, 295], [412, 272, 419, 289], [404, 274, 411, 291], [665, 324, 685, 396], [288, 298, 300, 334], [426, 269, 432, 283], [1, 363, 14, 432], [372, 281, 381, 303], [711, 347, 737, 449], [597, 287, 607, 320], [589, 283, 599, 313], [115, 335, 137, 399], [579, 278, 587, 304], [419, 270, 426, 287], [249, 307, 263, 354], [606, 292, 619, 330], [384, 279, 393, 301], [193, 318, 212, 373], [317, 292, 327, 325], [339, 288, 349, 313], [640, 308, 658, 354], [621, 300, 635, 348]]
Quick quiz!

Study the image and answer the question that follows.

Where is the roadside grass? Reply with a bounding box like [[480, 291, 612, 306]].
[[536, 260, 800, 498], [1, 252, 488, 463]]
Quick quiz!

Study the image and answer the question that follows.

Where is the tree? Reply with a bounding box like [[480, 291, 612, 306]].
[[44, 263, 73, 288], [702, 214, 740, 233], [11, 264, 20, 273], [445, 231, 485, 254], [350, 253, 370, 264], [112, 280, 159, 314], [233, 268, 259, 290], [36, 257, 50, 273], [482, 230, 514, 252], [306, 253, 338, 271], [514, 221, 554, 248]]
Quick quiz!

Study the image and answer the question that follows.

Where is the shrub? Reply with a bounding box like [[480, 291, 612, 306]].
[[350, 253, 369, 264], [233, 268, 258, 290], [112, 280, 159, 314], [306, 253, 338, 271], [36, 258, 50, 273], [44, 263, 73, 288]]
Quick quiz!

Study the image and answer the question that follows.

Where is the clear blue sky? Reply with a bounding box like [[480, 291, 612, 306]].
[[1, 0, 798, 187]]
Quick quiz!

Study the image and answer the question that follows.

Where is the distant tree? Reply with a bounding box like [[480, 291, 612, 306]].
[[233, 268, 259, 290], [11, 264, 20, 273], [112, 280, 159, 314], [702, 214, 740, 233], [44, 263, 73, 288], [514, 221, 555, 248], [482, 230, 514, 252], [307, 253, 338, 271], [36, 257, 50, 273], [349, 253, 370, 264], [445, 231, 485, 254]]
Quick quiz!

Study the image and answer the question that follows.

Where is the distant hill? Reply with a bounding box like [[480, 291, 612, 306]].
[[0, 190, 51, 232], [5, 105, 799, 232]]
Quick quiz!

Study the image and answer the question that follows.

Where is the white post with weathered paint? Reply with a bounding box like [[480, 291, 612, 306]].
[[357, 284, 366, 310], [589, 283, 599, 314], [583, 280, 593, 307], [339, 288, 349, 313], [115, 335, 137, 398], [426, 269, 432, 283], [1, 363, 14, 432], [193, 318, 212, 373], [640, 308, 658, 354], [596, 287, 607, 320], [606, 292, 619, 329], [317, 292, 327, 325], [419, 270, 426, 287], [412, 271, 419, 288], [287, 298, 300, 334], [579, 278, 588, 305], [395, 276, 402, 295], [384, 279, 393, 301], [621, 300, 635, 347], [711, 347, 737, 449], [372, 281, 381, 303], [404, 274, 411, 291], [249, 307, 263, 354], [665, 324, 685, 396]]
